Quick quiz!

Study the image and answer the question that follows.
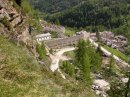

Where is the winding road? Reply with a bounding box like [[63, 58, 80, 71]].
[[50, 47, 75, 72], [50, 47, 75, 79], [89, 38, 129, 67]]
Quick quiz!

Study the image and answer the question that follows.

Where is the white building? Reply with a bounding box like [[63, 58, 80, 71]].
[[36, 33, 51, 42]]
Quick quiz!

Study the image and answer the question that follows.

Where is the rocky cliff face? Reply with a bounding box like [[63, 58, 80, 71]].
[[0, 0, 32, 44], [0, 0, 35, 53]]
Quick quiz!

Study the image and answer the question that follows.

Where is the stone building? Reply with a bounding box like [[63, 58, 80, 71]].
[[36, 33, 51, 42], [90, 31, 128, 51]]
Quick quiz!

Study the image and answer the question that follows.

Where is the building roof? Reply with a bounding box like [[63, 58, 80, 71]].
[[36, 33, 51, 38], [115, 35, 127, 40]]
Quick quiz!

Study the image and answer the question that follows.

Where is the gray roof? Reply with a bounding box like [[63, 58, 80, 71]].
[[36, 33, 51, 38]]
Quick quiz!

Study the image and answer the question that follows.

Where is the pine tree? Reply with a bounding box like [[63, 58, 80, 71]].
[[75, 40, 92, 85], [96, 31, 101, 43], [75, 39, 83, 67], [91, 51, 102, 73], [86, 41, 102, 73], [55, 19, 60, 25], [109, 54, 115, 74], [81, 53, 92, 85]]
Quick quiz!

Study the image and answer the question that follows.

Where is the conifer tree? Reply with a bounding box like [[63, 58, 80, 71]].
[[81, 53, 92, 85], [75, 40, 92, 85], [91, 51, 102, 73], [109, 54, 115, 74]]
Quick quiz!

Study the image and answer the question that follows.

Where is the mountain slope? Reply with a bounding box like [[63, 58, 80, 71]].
[[47, 0, 129, 28], [42, 0, 130, 44], [0, 36, 40, 97], [0, 0, 99, 97], [28, 0, 81, 14], [0, 35, 99, 97], [29, 0, 130, 35]]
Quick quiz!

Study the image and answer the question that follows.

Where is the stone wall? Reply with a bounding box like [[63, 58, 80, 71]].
[[45, 34, 84, 49]]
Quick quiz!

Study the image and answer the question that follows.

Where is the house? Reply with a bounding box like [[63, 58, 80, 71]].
[[100, 31, 114, 39], [90, 31, 128, 52], [76, 31, 83, 35], [114, 35, 127, 41], [36, 33, 51, 42]]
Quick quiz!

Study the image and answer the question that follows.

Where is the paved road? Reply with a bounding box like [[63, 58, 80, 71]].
[[89, 38, 129, 67]]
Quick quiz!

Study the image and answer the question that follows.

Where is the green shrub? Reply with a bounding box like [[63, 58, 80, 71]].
[[62, 61, 75, 76], [36, 43, 46, 60], [0, 17, 11, 30], [22, 0, 32, 14], [50, 31, 58, 38]]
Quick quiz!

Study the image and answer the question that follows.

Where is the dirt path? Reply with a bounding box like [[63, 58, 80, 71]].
[[50, 47, 75, 79]]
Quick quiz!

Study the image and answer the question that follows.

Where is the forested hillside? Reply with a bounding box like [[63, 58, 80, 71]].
[[47, 0, 130, 31], [28, 0, 81, 14]]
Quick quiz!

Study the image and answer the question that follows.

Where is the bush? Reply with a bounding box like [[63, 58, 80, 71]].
[[50, 31, 58, 38], [22, 0, 32, 14], [0, 17, 11, 30], [62, 61, 75, 76], [36, 43, 46, 60]]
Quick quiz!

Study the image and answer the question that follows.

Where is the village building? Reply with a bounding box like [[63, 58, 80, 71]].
[[100, 31, 114, 39], [36, 33, 51, 42], [90, 31, 128, 51]]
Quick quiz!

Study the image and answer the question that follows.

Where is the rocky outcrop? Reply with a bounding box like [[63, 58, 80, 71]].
[[40, 20, 66, 38], [11, 15, 22, 27], [41, 20, 65, 33], [0, 0, 19, 20], [0, 0, 36, 55]]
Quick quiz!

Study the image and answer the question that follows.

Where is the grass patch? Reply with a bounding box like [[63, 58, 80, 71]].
[[0, 17, 11, 31], [103, 45, 129, 62], [60, 61, 75, 77], [65, 27, 77, 37], [64, 50, 75, 59], [0, 36, 98, 97], [0, 36, 38, 71], [0, 36, 41, 97], [50, 31, 58, 38]]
